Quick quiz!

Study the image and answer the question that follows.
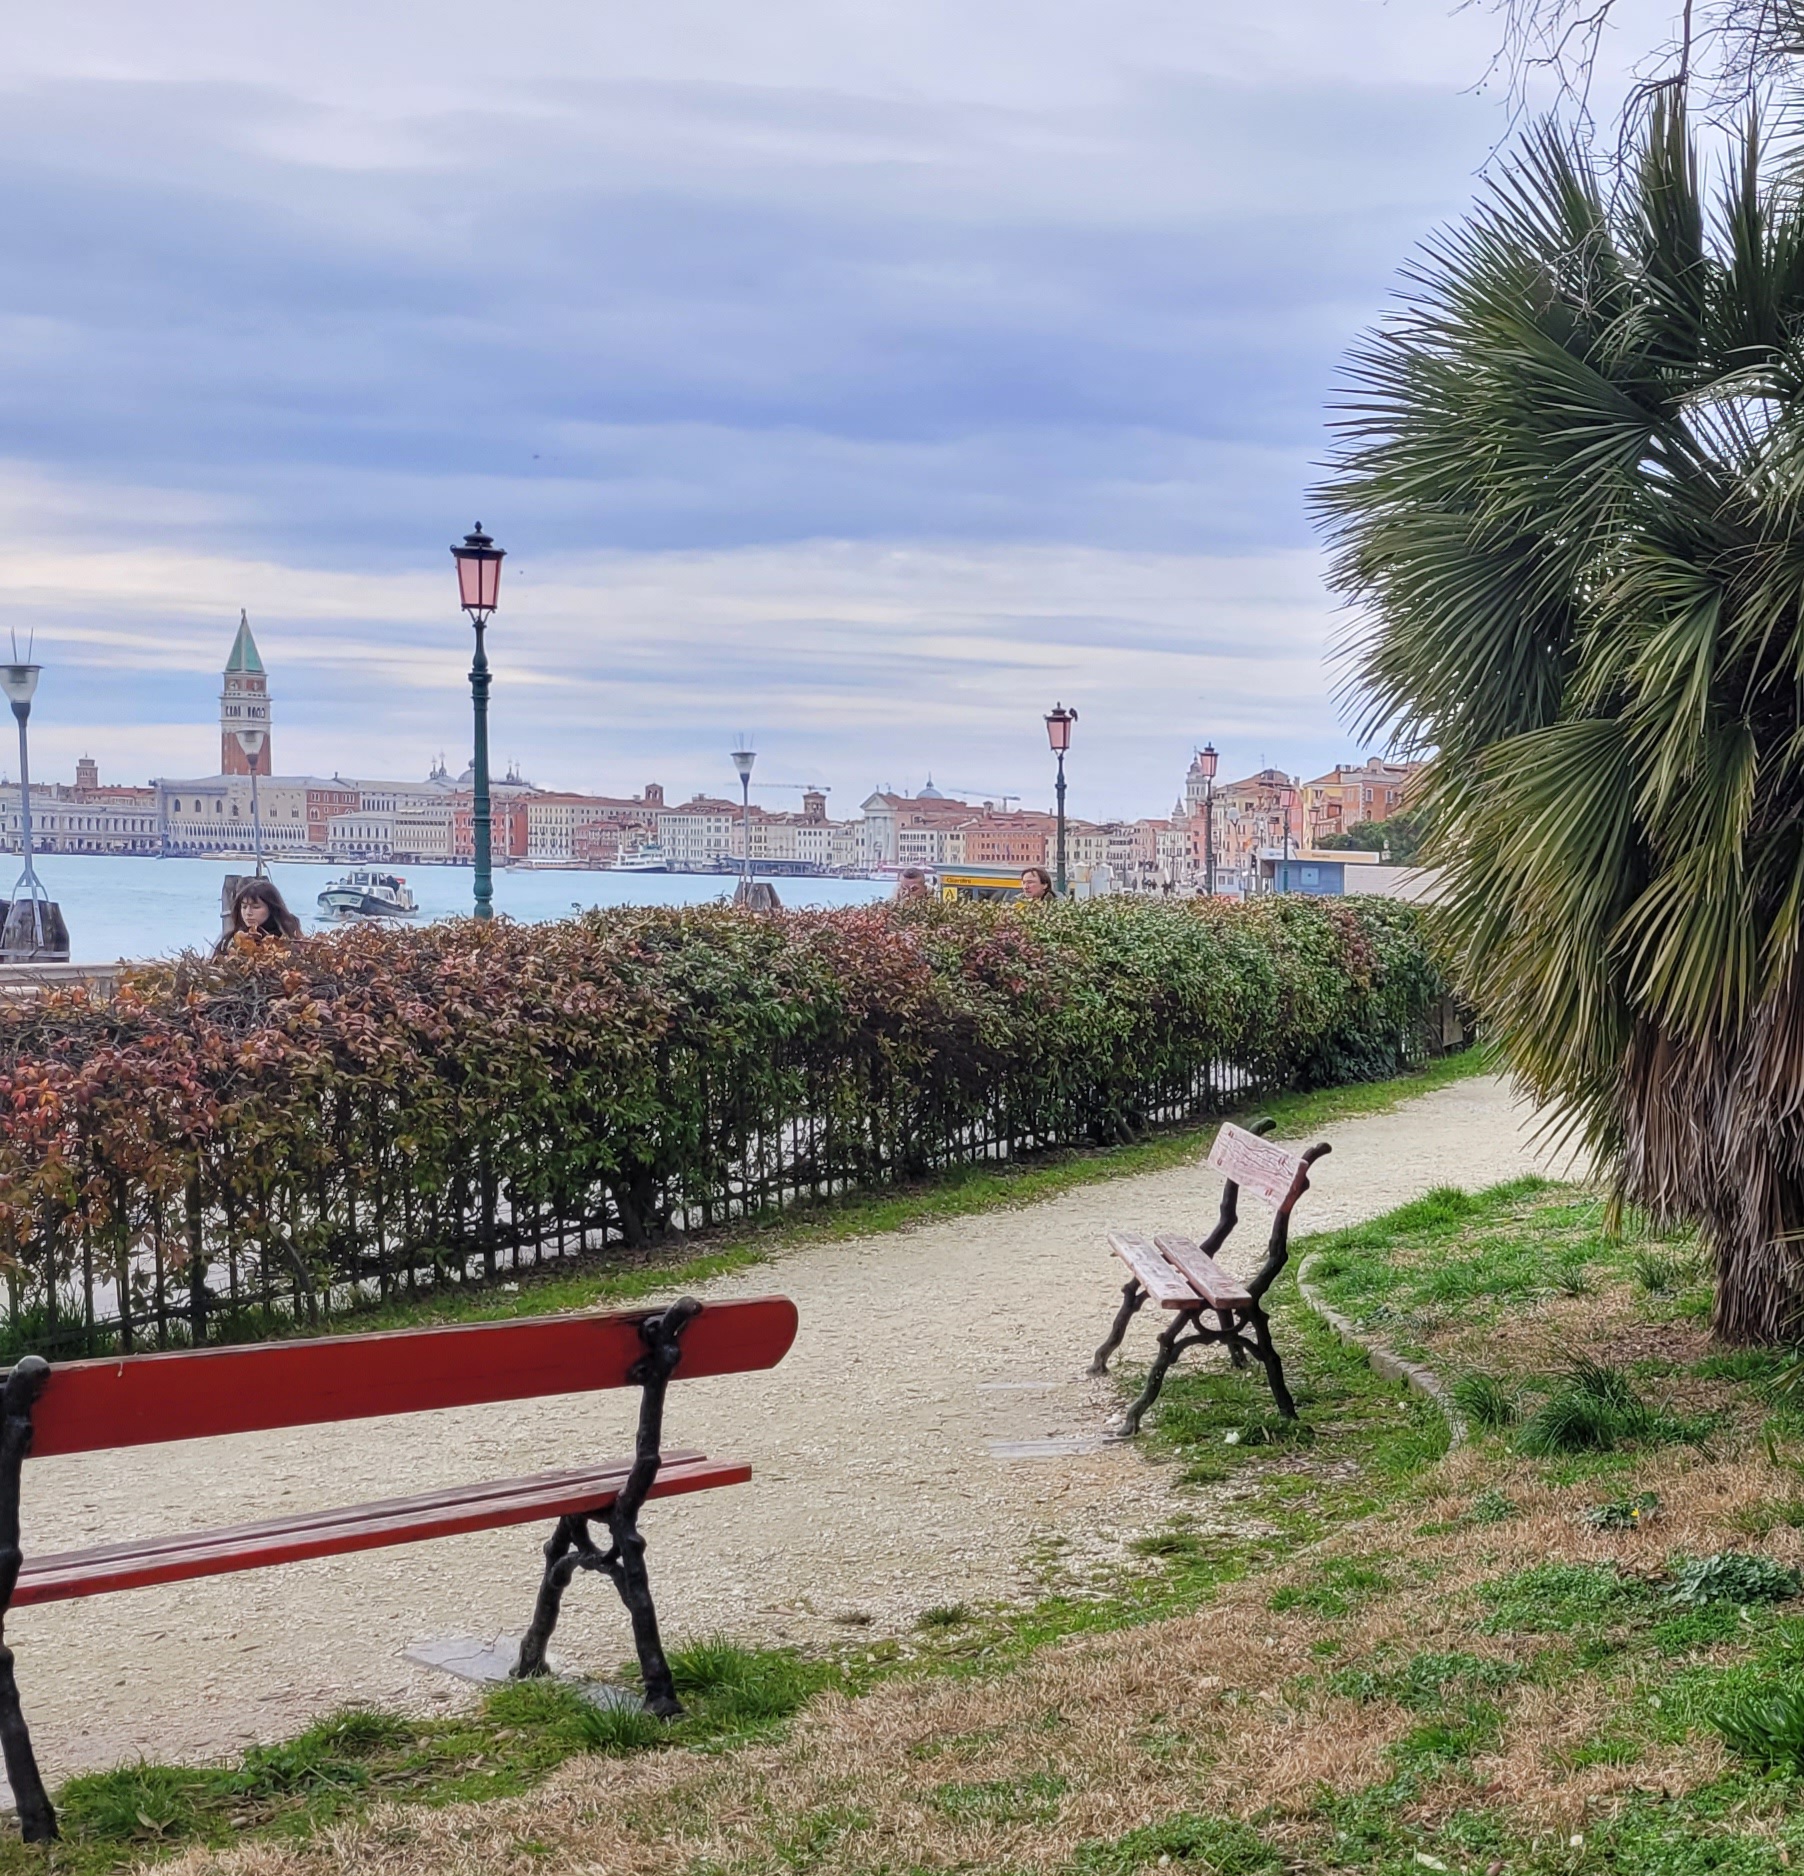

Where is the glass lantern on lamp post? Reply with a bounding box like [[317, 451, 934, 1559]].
[[450, 524, 506, 920], [0, 659, 67, 961], [731, 742, 756, 896], [1044, 704, 1076, 896], [1199, 741, 1218, 897]]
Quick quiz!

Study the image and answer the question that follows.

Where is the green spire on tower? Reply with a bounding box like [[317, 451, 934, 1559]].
[[225, 609, 264, 676]]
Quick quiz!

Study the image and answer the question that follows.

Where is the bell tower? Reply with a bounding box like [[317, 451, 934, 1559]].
[[220, 610, 271, 776]]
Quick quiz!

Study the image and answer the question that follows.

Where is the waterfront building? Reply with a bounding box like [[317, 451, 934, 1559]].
[[1299, 758, 1422, 847], [529, 787, 665, 867], [0, 764, 161, 855], [657, 796, 747, 868], [219, 612, 272, 776], [326, 811, 396, 860], [1214, 768, 1299, 895]]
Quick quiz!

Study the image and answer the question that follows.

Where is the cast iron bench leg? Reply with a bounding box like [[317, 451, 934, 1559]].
[[514, 1299, 698, 1716], [1244, 1307, 1297, 1419], [1090, 1278, 1147, 1376], [1118, 1305, 1202, 1437], [0, 1359, 53, 1842]]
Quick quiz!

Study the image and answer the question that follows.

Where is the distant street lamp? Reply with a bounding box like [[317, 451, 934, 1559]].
[[731, 742, 756, 893], [1199, 742, 1218, 898], [1045, 704, 1077, 896], [1277, 782, 1296, 893], [236, 727, 267, 876], [0, 658, 66, 960], [450, 524, 506, 920]]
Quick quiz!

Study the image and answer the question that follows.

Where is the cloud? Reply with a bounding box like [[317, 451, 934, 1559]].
[[0, 1, 1551, 812]]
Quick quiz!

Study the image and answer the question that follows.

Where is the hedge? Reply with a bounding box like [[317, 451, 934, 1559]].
[[0, 894, 1445, 1357]]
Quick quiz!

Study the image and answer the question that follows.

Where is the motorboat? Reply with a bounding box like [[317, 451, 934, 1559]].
[[317, 870, 419, 920], [610, 843, 670, 873]]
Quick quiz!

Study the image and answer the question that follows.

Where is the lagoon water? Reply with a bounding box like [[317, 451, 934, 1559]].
[[9, 854, 891, 964]]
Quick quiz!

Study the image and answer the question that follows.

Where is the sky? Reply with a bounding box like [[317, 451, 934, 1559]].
[[0, 1, 1669, 819]]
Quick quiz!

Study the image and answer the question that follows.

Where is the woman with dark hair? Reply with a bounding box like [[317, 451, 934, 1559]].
[[214, 877, 303, 956], [1019, 866, 1055, 902]]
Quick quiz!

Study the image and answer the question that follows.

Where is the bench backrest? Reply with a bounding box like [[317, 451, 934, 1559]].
[[1209, 1123, 1312, 1211], [13, 1297, 799, 1460]]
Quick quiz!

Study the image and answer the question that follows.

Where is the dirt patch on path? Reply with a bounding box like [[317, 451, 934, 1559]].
[[7, 1072, 1571, 1787]]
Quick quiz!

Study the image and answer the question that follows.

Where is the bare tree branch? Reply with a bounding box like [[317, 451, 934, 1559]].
[[1468, 0, 1804, 134]]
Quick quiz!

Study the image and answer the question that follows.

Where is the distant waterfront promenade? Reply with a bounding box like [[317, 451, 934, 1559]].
[[18, 854, 891, 965]]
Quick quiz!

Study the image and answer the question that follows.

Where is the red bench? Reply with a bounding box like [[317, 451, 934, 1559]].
[[1091, 1119, 1328, 1434], [0, 1293, 797, 1842]]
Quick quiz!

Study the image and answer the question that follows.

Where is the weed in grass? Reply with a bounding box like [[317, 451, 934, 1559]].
[[1477, 1561, 1656, 1634], [774, 1804, 875, 1869], [577, 1702, 667, 1754], [1070, 1810, 1285, 1873], [1562, 1732, 1643, 1768], [917, 1603, 974, 1629], [1330, 1650, 1521, 1710], [1551, 1256, 1595, 1297], [1129, 1531, 1206, 1561], [1652, 1602, 1762, 1653], [1582, 1490, 1661, 1530], [1517, 1357, 1652, 1454], [1271, 1556, 1389, 1619], [931, 1770, 1068, 1826], [1450, 1371, 1519, 1429], [1669, 1552, 1804, 1607], [58, 1764, 212, 1844], [1388, 1700, 1505, 1774], [1465, 1487, 1516, 1525], [1715, 1679, 1804, 1771], [1632, 1246, 1700, 1294]]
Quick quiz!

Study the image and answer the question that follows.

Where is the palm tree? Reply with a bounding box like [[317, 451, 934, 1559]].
[[1318, 99, 1804, 1342]]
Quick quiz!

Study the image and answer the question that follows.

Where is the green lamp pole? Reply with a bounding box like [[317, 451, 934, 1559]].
[[1045, 703, 1076, 896], [1199, 741, 1218, 897], [450, 524, 506, 920]]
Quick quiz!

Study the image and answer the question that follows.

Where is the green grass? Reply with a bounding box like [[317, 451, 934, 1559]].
[[12, 1645, 839, 1871]]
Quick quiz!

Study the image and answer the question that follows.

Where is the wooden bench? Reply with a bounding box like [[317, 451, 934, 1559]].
[[0, 1293, 797, 1842], [1091, 1119, 1329, 1435]]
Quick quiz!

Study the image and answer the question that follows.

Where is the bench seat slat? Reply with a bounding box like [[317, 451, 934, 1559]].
[[1106, 1231, 1201, 1309], [18, 1297, 798, 1459], [13, 1452, 747, 1606], [1153, 1235, 1254, 1311]]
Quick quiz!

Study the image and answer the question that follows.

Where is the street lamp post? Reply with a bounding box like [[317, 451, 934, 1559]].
[[0, 660, 65, 960], [1277, 782, 1296, 893], [1045, 703, 1077, 896], [1199, 742, 1218, 897], [731, 743, 756, 893], [450, 524, 506, 920], [236, 727, 267, 875]]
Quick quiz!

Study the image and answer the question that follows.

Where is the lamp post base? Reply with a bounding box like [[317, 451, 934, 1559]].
[[0, 901, 68, 963]]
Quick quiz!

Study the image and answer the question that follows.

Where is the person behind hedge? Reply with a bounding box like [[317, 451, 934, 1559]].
[[214, 878, 303, 956], [894, 867, 930, 902], [1019, 866, 1054, 902]]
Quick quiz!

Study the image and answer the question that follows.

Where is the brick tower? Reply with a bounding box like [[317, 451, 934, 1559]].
[[220, 610, 271, 776]]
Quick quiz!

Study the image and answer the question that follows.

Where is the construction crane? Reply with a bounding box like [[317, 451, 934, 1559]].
[[942, 786, 1022, 809]]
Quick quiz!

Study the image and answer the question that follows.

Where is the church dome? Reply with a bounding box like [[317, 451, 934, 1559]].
[[917, 775, 944, 799]]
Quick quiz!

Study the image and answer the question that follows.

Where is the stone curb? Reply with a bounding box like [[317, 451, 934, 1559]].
[[1295, 1251, 1469, 1449]]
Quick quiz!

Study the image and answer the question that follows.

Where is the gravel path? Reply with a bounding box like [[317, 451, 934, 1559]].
[[6, 1072, 1573, 1788]]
